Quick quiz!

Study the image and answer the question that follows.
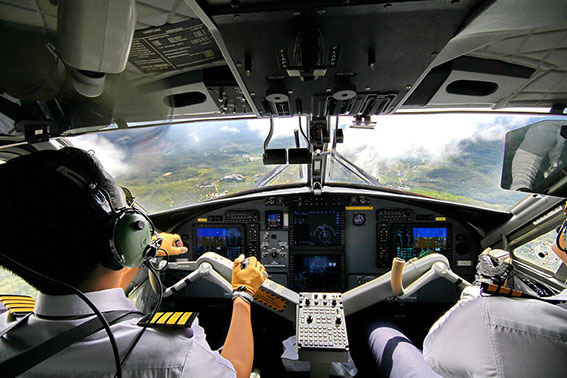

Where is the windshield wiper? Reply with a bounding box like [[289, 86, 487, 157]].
[[330, 150, 379, 186]]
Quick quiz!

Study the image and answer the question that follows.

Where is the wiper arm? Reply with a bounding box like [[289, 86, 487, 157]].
[[331, 150, 379, 186]]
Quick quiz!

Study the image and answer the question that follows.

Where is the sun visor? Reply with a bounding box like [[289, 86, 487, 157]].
[[501, 119, 567, 197]]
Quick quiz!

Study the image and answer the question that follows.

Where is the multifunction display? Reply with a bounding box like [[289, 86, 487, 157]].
[[394, 226, 448, 260], [194, 226, 243, 260], [266, 211, 283, 229], [292, 210, 342, 247], [293, 254, 343, 291]]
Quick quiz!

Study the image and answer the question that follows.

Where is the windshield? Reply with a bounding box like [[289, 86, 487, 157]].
[[331, 113, 566, 211], [67, 113, 566, 213], [67, 118, 303, 212]]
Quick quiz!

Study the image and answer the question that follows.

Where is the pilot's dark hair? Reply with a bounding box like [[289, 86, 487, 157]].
[[0, 147, 123, 294]]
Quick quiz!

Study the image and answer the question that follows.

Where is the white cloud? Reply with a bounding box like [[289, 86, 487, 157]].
[[68, 134, 131, 177], [220, 125, 240, 133], [246, 117, 301, 140], [337, 114, 531, 176], [187, 131, 200, 144]]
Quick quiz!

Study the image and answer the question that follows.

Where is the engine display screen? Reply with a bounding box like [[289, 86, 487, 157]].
[[292, 210, 342, 247], [394, 226, 448, 260], [293, 254, 343, 291], [195, 227, 243, 260]]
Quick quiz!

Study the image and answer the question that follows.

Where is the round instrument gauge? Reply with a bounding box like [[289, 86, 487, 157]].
[[353, 213, 366, 226]]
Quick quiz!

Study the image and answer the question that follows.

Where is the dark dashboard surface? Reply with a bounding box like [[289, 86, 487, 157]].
[[162, 192, 494, 303]]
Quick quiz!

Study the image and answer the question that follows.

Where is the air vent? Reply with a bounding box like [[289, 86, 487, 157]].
[[446, 80, 498, 96]]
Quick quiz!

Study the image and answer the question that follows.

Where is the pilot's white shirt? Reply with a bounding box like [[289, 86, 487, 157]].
[[0, 288, 236, 377], [423, 286, 567, 378]]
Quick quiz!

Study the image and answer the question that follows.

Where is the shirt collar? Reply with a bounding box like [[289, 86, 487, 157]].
[[35, 288, 137, 317]]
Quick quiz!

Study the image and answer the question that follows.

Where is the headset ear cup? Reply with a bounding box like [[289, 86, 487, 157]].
[[110, 211, 153, 269]]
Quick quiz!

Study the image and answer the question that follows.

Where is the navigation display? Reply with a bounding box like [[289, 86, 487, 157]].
[[394, 226, 448, 260], [195, 227, 243, 260], [292, 210, 342, 247], [293, 254, 343, 291]]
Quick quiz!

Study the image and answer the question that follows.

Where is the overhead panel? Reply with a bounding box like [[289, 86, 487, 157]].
[[205, 0, 486, 117]]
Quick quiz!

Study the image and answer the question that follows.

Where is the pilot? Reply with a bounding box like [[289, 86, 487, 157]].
[[0, 147, 267, 377], [369, 226, 567, 377]]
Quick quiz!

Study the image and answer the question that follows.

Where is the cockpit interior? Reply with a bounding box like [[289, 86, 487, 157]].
[[1, 0, 567, 377]]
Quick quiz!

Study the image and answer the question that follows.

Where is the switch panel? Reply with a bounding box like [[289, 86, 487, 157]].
[[260, 230, 289, 268], [297, 292, 349, 363]]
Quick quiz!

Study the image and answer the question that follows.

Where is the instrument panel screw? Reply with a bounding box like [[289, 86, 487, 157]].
[[292, 10, 301, 17], [236, 62, 242, 67], [405, 85, 412, 90], [431, 51, 438, 57], [250, 92, 256, 96], [325, 88, 332, 93], [384, 3, 392, 9], [365, 86, 371, 91], [233, 14, 242, 20], [317, 9, 326, 15]]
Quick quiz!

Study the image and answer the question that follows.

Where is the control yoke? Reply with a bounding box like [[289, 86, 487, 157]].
[[164, 252, 470, 320], [163, 252, 470, 378]]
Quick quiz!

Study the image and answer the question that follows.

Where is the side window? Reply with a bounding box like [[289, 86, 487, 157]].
[[513, 228, 564, 276], [0, 268, 38, 298]]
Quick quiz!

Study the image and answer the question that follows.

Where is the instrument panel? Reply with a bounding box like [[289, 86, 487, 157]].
[[170, 193, 479, 302]]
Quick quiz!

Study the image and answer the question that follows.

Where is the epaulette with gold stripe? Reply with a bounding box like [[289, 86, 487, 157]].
[[0, 295, 36, 316], [137, 311, 198, 328], [480, 282, 563, 303]]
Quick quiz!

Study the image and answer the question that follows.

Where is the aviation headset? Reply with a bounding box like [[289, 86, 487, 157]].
[[55, 165, 161, 270]]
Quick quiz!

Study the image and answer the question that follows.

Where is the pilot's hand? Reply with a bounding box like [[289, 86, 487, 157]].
[[157, 233, 188, 256], [473, 248, 514, 286], [232, 255, 268, 297]]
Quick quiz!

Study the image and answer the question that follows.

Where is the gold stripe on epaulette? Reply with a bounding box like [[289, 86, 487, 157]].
[[167, 312, 183, 325], [137, 311, 197, 328], [156, 312, 173, 325], [150, 312, 163, 323], [2, 299, 35, 304], [5, 304, 35, 310], [178, 312, 193, 326], [0, 295, 35, 315], [0, 295, 35, 301]]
